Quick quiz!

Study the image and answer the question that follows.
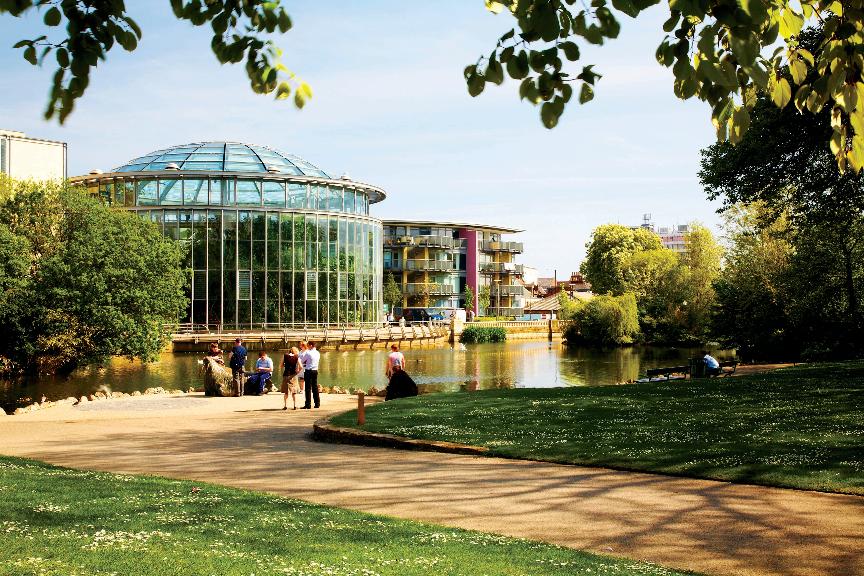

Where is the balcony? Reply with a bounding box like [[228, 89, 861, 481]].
[[404, 283, 457, 296], [486, 306, 524, 317], [384, 235, 415, 247], [481, 240, 523, 253], [385, 235, 464, 249], [415, 235, 463, 249], [492, 284, 525, 296], [480, 262, 524, 275]]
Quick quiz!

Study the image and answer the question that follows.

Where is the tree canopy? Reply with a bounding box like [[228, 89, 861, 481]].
[[0, 177, 187, 373], [6, 2, 864, 170]]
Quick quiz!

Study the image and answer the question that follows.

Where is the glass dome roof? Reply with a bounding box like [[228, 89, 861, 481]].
[[113, 142, 331, 177]]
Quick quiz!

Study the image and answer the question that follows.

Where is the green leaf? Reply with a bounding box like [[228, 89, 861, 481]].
[[579, 82, 594, 103], [486, 57, 504, 85], [739, 0, 768, 22], [612, 0, 640, 17], [467, 73, 486, 97], [56, 48, 69, 68], [540, 101, 560, 128], [729, 31, 759, 66], [23, 45, 36, 65], [789, 59, 807, 84], [836, 83, 857, 114], [771, 77, 792, 108], [561, 42, 580, 61], [729, 106, 751, 144], [43, 7, 61, 27], [778, 9, 804, 39]]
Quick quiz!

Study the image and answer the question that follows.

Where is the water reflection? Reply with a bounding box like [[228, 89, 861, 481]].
[[1, 342, 733, 411]]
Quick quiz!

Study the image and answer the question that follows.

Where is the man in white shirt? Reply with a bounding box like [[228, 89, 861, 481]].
[[301, 341, 321, 409]]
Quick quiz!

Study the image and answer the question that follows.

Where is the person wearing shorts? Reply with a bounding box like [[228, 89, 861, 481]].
[[280, 346, 302, 410]]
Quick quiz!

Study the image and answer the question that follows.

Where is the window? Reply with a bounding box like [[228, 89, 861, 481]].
[[305, 271, 318, 300], [263, 181, 285, 207], [238, 271, 251, 300], [184, 179, 207, 205], [159, 179, 182, 205], [236, 180, 262, 206], [136, 180, 157, 205], [288, 183, 307, 208]]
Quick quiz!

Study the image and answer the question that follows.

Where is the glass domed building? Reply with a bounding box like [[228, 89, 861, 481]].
[[72, 142, 384, 330]]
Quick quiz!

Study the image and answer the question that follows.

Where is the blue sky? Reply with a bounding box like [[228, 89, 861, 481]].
[[0, 1, 721, 276]]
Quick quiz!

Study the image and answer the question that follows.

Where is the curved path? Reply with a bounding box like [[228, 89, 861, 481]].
[[1, 393, 862, 576]]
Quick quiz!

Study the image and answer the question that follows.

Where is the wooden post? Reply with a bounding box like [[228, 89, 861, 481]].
[[357, 392, 366, 426]]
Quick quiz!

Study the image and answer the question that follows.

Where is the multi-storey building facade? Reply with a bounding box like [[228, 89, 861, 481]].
[[383, 220, 525, 317], [0, 129, 67, 180]]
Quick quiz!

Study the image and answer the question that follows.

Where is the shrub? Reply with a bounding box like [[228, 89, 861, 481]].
[[460, 326, 507, 343], [563, 293, 639, 347]]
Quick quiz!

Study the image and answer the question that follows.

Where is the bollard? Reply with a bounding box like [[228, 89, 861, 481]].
[[357, 391, 366, 426]]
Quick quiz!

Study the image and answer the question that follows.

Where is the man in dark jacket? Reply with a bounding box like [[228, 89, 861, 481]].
[[229, 338, 247, 396]]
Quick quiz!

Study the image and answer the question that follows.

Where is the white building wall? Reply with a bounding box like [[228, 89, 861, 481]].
[[0, 130, 67, 181]]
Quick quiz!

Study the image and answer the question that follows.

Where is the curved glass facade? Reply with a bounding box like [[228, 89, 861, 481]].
[[74, 143, 384, 330]]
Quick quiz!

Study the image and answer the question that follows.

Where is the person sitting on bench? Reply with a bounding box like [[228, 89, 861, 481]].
[[246, 351, 274, 395], [703, 351, 721, 377]]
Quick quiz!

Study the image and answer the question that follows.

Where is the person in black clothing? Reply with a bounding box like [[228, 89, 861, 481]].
[[229, 338, 247, 397]]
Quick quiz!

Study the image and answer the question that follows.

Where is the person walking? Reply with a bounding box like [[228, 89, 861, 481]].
[[280, 346, 303, 410], [228, 338, 247, 396], [301, 341, 321, 409]]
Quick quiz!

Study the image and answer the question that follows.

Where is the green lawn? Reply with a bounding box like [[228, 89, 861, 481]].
[[331, 362, 864, 495], [0, 456, 696, 576]]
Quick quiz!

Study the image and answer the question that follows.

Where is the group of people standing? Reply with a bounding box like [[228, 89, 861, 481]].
[[206, 339, 417, 405], [207, 338, 321, 409]]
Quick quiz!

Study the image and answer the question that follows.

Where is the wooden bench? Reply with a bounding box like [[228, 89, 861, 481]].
[[645, 365, 691, 380], [714, 360, 738, 377]]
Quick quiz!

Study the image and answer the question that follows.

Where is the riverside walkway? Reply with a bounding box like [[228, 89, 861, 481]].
[[1, 394, 861, 576]]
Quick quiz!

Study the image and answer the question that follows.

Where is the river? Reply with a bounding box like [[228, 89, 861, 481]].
[[1, 341, 734, 411]]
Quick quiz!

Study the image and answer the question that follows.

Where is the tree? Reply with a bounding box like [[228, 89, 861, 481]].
[[7, 3, 864, 171], [679, 223, 723, 338], [0, 178, 187, 373], [580, 224, 663, 296], [701, 84, 864, 334], [478, 284, 491, 315], [463, 285, 475, 313], [563, 293, 639, 347], [383, 272, 402, 313]]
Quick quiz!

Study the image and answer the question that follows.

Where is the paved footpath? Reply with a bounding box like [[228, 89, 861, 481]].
[[1, 393, 862, 576]]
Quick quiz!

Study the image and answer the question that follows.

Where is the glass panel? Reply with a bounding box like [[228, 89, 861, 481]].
[[263, 181, 285, 207], [344, 190, 355, 214], [117, 164, 147, 172], [136, 180, 158, 205], [181, 161, 223, 171], [225, 161, 265, 172], [191, 211, 206, 268], [328, 186, 343, 211], [123, 181, 135, 207], [184, 179, 208, 205], [238, 271, 251, 300], [306, 271, 317, 300], [236, 180, 261, 206], [113, 181, 124, 206], [187, 153, 222, 161], [159, 153, 190, 162], [160, 179, 182, 205], [288, 183, 307, 208]]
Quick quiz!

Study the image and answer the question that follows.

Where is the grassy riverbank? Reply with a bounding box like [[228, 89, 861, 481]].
[[332, 362, 864, 494], [0, 456, 695, 576]]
